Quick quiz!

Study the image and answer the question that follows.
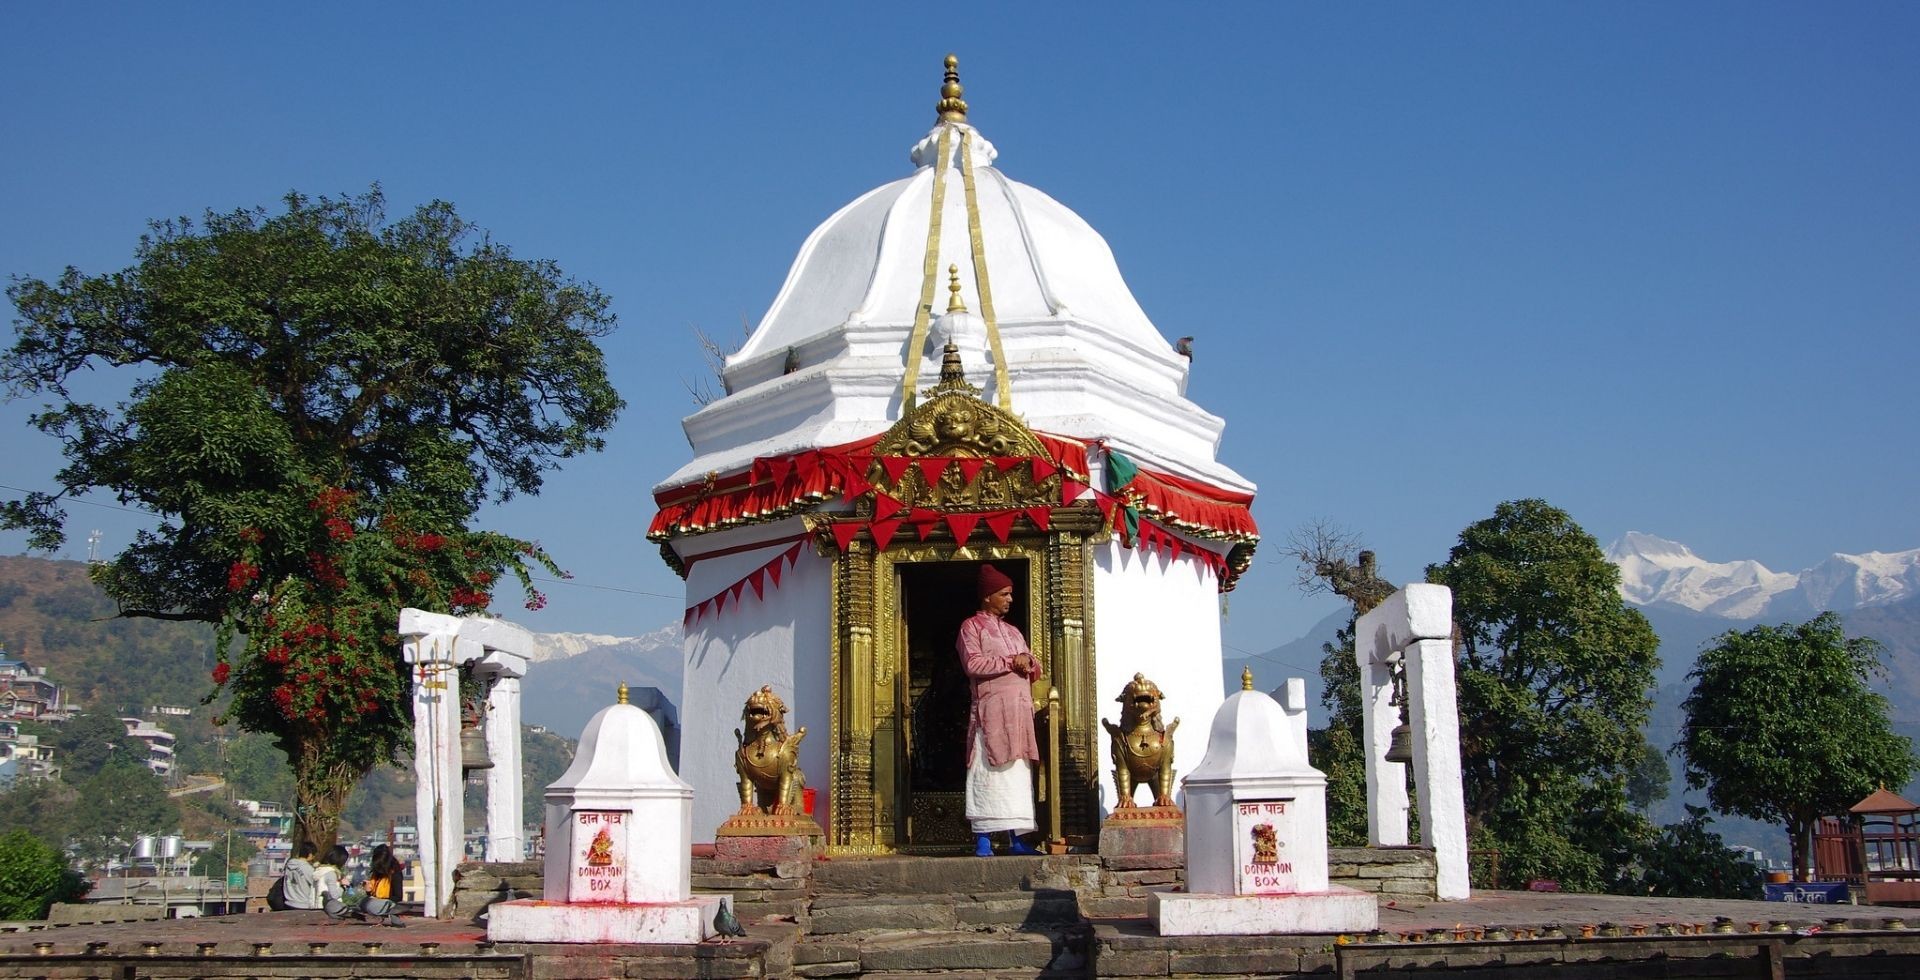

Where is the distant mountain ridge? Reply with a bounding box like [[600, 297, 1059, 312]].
[[1607, 531, 1920, 620]]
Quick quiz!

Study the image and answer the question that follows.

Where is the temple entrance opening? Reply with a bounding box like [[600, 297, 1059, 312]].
[[897, 557, 1033, 852]]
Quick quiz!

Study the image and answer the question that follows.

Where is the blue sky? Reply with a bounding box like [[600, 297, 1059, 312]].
[[3, 3, 1916, 674]]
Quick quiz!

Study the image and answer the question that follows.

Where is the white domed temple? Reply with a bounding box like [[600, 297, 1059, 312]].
[[650, 57, 1260, 852]]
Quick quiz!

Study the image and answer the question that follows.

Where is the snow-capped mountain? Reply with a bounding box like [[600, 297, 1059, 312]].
[[1607, 531, 1920, 619], [528, 623, 681, 663]]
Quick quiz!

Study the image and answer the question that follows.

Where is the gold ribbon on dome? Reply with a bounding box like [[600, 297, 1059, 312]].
[[899, 125, 954, 415], [959, 130, 1012, 412]]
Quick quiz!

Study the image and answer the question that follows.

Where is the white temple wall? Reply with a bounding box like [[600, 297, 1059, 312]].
[[1091, 538, 1227, 813], [677, 529, 832, 843]]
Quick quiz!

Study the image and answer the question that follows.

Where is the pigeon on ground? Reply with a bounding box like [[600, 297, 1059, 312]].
[[713, 900, 747, 938]]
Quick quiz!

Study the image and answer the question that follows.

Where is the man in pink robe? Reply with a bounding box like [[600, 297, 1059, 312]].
[[958, 563, 1043, 856]]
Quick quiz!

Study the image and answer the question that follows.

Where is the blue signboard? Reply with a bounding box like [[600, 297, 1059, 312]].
[[1763, 881, 1850, 904]]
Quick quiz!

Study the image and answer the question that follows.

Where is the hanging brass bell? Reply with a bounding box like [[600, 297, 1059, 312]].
[[460, 723, 494, 772], [1384, 721, 1415, 765]]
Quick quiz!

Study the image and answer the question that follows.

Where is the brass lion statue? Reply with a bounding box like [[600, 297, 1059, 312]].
[[1101, 673, 1180, 808], [734, 685, 807, 816]]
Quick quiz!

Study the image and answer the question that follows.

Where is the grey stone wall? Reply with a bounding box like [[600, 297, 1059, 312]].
[[1330, 845, 1438, 899]]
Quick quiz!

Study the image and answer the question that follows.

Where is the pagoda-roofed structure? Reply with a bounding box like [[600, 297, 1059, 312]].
[[650, 56, 1260, 853], [1814, 786, 1920, 905]]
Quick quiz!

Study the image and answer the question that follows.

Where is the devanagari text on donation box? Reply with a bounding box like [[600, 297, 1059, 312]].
[[574, 811, 628, 902], [1233, 800, 1299, 895]]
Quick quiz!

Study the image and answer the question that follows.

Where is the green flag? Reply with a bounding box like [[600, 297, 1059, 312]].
[[1105, 448, 1141, 544]]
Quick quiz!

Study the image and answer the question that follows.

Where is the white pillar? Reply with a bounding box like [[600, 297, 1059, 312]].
[[463, 617, 534, 864], [400, 609, 462, 917], [1403, 633, 1470, 899], [1353, 584, 1470, 900], [1355, 637, 1409, 847], [484, 672, 525, 861]]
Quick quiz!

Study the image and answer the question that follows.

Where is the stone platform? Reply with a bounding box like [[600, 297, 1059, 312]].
[[9, 870, 1920, 978]]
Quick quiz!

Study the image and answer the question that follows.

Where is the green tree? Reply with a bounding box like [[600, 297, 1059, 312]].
[[0, 830, 87, 920], [0, 779, 80, 848], [1426, 499, 1661, 890], [190, 833, 257, 881], [43, 710, 146, 781], [1629, 805, 1763, 899], [2, 188, 621, 852], [1626, 742, 1672, 813], [70, 759, 178, 866], [1678, 613, 1917, 879]]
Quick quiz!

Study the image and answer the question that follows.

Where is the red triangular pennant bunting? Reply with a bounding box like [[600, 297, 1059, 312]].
[[916, 519, 939, 541], [1023, 507, 1051, 531], [1030, 458, 1057, 481], [747, 567, 766, 600], [945, 512, 981, 543], [750, 458, 770, 483], [768, 557, 785, 589], [831, 522, 862, 552], [917, 458, 950, 485], [984, 510, 1018, 543], [1062, 480, 1089, 504], [956, 458, 988, 483], [840, 476, 872, 502], [730, 580, 748, 604], [794, 452, 820, 482], [872, 492, 906, 520], [870, 518, 903, 552], [845, 454, 873, 480], [993, 456, 1023, 472], [881, 456, 912, 482], [766, 456, 793, 487]]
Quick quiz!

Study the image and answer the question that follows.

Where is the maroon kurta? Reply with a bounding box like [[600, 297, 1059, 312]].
[[958, 611, 1043, 767]]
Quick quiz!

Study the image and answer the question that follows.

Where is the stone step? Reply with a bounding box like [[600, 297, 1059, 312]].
[[794, 926, 1089, 978], [811, 854, 1099, 897], [808, 889, 1083, 934]]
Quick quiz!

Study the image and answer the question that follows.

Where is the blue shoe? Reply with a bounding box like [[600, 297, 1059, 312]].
[[1007, 835, 1040, 856], [974, 833, 994, 857]]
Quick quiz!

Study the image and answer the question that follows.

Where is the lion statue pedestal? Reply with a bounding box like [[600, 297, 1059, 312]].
[[1098, 673, 1185, 869], [714, 686, 823, 848]]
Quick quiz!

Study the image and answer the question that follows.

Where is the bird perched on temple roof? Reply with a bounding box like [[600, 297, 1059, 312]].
[[1175, 336, 1194, 360]]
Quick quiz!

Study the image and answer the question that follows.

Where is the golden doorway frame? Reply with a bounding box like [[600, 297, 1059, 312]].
[[823, 523, 1101, 855]]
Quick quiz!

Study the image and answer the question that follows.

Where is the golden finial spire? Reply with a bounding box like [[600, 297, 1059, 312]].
[[946, 263, 967, 313], [1241, 667, 1254, 691], [617, 681, 629, 705], [937, 53, 968, 123]]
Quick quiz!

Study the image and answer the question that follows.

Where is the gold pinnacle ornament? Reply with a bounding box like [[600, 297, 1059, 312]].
[[937, 54, 968, 122], [947, 263, 967, 312], [617, 681, 629, 705], [1242, 666, 1255, 691]]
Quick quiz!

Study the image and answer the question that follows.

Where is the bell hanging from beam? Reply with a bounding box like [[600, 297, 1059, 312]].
[[460, 720, 494, 772], [1384, 720, 1415, 765]]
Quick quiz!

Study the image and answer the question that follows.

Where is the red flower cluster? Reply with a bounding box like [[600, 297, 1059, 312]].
[[211, 662, 231, 684], [308, 552, 348, 590], [310, 486, 356, 517], [324, 517, 355, 541], [450, 586, 492, 611], [227, 560, 260, 593]]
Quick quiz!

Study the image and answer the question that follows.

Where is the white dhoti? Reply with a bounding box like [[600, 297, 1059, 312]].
[[965, 730, 1036, 834]]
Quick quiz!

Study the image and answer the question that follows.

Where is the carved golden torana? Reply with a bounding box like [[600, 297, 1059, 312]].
[[718, 685, 820, 837], [1102, 672, 1181, 810], [820, 362, 1102, 853]]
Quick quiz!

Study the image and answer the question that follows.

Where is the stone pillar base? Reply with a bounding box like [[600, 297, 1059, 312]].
[[1152, 885, 1378, 936], [487, 895, 729, 944], [1099, 811, 1184, 871]]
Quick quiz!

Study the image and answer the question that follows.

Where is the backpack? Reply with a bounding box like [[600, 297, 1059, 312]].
[[266, 876, 289, 911]]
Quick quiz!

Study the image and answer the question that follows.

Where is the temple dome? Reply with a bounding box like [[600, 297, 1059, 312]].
[[665, 61, 1249, 496]]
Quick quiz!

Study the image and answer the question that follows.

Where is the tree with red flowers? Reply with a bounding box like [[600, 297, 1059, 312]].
[[2, 188, 621, 849]]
